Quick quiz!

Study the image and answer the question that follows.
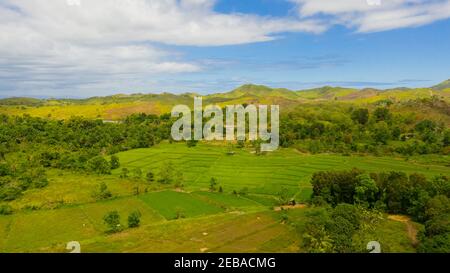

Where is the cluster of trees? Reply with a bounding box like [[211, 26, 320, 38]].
[[0, 113, 172, 204], [120, 161, 184, 188], [0, 113, 172, 173], [103, 210, 141, 233], [280, 104, 450, 155], [0, 160, 48, 202], [301, 204, 380, 253], [309, 169, 450, 252]]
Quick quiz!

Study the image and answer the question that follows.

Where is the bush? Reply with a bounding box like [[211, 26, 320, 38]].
[[146, 171, 155, 183], [128, 211, 142, 228], [0, 186, 22, 201], [0, 204, 13, 215], [120, 168, 129, 178], [103, 211, 121, 233], [86, 156, 111, 174], [110, 155, 120, 170], [92, 182, 112, 200], [186, 140, 198, 147]]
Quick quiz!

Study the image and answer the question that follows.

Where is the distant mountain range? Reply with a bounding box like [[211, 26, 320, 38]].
[[1, 79, 449, 120]]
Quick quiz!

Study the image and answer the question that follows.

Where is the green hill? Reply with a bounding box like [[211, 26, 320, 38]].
[[1, 79, 450, 120], [432, 79, 450, 91]]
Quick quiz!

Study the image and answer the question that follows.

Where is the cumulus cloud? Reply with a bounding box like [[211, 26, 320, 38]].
[[0, 0, 327, 97], [0, 0, 449, 97], [292, 0, 450, 32]]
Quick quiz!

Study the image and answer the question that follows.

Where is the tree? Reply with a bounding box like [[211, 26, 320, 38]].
[[158, 161, 175, 184], [354, 174, 379, 207], [209, 177, 217, 191], [128, 210, 141, 228], [103, 211, 121, 233], [175, 207, 186, 219], [301, 209, 334, 253], [418, 233, 450, 253], [236, 140, 245, 148], [146, 171, 155, 183], [429, 176, 450, 197], [277, 187, 291, 205], [0, 204, 13, 215], [443, 129, 450, 147], [425, 195, 450, 221], [373, 107, 391, 122], [186, 139, 198, 147], [174, 169, 184, 188], [93, 182, 112, 200], [86, 156, 111, 174], [372, 121, 390, 144], [311, 169, 363, 206], [132, 168, 142, 180], [351, 108, 369, 125], [415, 120, 437, 134], [377, 171, 411, 214], [110, 155, 120, 170], [251, 139, 262, 155], [120, 168, 129, 178]]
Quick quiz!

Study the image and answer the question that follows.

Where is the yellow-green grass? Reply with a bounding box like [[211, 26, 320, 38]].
[[66, 211, 296, 253], [7, 169, 154, 211], [1, 206, 97, 252], [0, 142, 446, 253], [113, 142, 450, 202], [352, 219, 420, 253]]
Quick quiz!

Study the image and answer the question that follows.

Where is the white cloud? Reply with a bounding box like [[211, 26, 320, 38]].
[[0, 0, 327, 97], [292, 0, 450, 32], [0, 0, 449, 97]]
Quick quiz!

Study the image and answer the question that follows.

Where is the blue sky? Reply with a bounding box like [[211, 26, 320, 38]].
[[0, 0, 449, 98]]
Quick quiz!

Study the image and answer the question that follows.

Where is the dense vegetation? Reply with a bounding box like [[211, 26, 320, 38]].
[[0, 113, 172, 201], [280, 101, 450, 155], [304, 169, 450, 252], [0, 83, 449, 253]]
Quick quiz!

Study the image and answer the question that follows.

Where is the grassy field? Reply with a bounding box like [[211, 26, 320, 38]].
[[112, 142, 450, 202], [0, 142, 448, 253]]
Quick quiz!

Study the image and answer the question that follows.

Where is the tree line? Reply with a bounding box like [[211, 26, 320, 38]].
[[280, 103, 450, 155]]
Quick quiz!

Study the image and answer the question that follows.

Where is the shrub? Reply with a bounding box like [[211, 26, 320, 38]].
[[92, 182, 112, 200], [86, 156, 111, 174], [110, 155, 120, 170], [103, 211, 121, 233], [0, 204, 13, 215], [128, 211, 142, 228]]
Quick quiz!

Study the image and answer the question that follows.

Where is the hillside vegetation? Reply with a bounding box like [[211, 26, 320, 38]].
[[0, 80, 449, 253], [1, 80, 450, 121]]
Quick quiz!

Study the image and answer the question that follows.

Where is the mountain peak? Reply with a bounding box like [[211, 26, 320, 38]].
[[235, 84, 272, 92]]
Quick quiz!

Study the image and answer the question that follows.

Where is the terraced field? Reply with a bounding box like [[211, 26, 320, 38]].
[[113, 142, 450, 202], [0, 142, 447, 253]]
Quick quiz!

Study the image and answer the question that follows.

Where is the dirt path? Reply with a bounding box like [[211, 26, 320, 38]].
[[388, 215, 419, 246], [273, 204, 306, 211]]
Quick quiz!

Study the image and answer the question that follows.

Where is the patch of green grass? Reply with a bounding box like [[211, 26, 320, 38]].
[[353, 219, 419, 253], [8, 169, 153, 211], [244, 194, 279, 207], [138, 191, 225, 220], [80, 197, 165, 232], [2, 207, 97, 252], [114, 142, 449, 201], [192, 191, 264, 209]]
